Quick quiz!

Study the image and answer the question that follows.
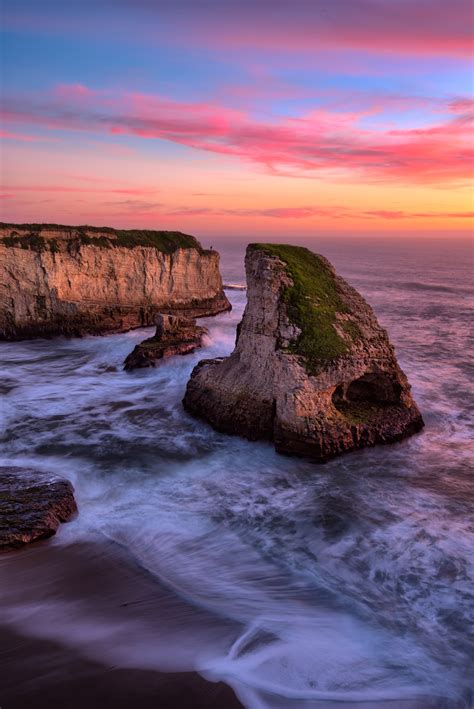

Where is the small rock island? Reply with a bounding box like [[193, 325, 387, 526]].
[[124, 313, 207, 370], [184, 243, 424, 461], [0, 223, 230, 339]]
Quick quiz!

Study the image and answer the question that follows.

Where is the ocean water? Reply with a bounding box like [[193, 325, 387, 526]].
[[0, 237, 473, 708]]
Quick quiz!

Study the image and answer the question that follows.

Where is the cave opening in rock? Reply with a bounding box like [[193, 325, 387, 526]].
[[333, 372, 402, 411]]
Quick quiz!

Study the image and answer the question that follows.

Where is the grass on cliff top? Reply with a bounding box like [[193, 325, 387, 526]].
[[0, 223, 203, 253], [249, 243, 360, 369]]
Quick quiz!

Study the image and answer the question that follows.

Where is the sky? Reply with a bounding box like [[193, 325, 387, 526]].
[[1, 0, 473, 239]]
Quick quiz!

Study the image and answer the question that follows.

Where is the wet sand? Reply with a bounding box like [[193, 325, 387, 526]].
[[1, 628, 242, 709], [0, 539, 243, 709]]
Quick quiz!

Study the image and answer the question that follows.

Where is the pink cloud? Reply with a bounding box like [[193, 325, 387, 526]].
[[4, 184, 159, 196], [4, 2, 472, 58], [170, 1, 473, 58], [54, 84, 98, 101], [0, 130, 58, 143], [2, 85, 473, 184], [103, 199, 474, 221], [204, 10, 472, 58]]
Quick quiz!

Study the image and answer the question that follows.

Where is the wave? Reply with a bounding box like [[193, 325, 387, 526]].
[[1, 242, 473, 708]]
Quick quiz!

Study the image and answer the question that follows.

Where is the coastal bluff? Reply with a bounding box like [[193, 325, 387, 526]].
[[184, 243, 424, 461], [0, 223, 230, 339]]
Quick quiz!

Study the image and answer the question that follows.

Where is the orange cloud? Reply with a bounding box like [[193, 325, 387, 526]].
[[90, 200, 474, 221], [4, 184, 159, 196]]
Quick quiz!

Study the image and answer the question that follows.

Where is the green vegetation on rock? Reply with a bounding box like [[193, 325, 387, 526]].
[[1, 232, 60, 252], [249, 243, 360, 370], [0, 223, 204, 254]]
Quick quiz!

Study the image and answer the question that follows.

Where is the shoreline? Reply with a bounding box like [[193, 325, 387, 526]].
[[1, 626, 243, 709], [0, 539, 243, 709], [0, 539, 466, 709]]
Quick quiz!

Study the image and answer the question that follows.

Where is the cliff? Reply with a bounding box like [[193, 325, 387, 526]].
[[184, 243, 424, 461], [0, 223, 230, 339]]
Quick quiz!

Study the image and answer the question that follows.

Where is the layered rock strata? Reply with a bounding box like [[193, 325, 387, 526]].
[[0, 467, 77, 550], [124, 314, 207, 370], [184, 243, 424, 461], [0, 223, 230, 339]]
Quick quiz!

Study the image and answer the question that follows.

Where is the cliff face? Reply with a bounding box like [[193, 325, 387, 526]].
[[0, 223, 230, 339], [184, 244, 424, 461]]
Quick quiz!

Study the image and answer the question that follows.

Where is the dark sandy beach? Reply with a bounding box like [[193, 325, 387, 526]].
[[0, 540, 243, 709], [1, 629, 243, 709]]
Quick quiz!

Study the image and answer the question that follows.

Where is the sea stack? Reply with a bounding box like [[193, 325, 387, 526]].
[[124, 313, 207, 370], [0, 223, 230, 339], [184, 243, 424, 461]]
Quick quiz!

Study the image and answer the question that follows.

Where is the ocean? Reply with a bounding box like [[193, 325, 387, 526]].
[[0, 237, 473, 708]]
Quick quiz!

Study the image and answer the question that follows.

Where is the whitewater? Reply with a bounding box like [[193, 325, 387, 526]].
[[0, 237, 472, 708]]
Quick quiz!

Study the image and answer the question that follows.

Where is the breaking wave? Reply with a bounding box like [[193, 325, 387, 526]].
[[0, 238, 472, 708]]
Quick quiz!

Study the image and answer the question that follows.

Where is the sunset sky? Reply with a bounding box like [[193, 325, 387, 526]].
[[1, 0, 473, 239]]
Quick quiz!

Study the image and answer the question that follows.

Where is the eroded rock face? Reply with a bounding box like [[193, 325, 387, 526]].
[[0, 223, 230, 339], [0, 467, 77, 550], [124, 314, 207, 370], [184, 244, 424, 461]]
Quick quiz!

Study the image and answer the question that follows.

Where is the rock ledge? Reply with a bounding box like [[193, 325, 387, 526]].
[[124, 314, 207, 369], [0, 467, 77, 550]]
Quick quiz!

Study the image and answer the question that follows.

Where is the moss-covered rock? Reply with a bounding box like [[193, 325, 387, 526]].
[[184, 243, 424, 461], [249, 243, 361, 370], [0, 222, 204, 253]]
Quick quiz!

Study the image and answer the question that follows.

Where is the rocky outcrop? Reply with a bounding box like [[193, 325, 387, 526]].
[[0, 223, 230, 339], [124, 314, 207, 370], [0, 467, 77, 550], [184, 243, 424, 461]]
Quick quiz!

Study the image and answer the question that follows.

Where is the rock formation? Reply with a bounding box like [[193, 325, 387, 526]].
[[124, 313, 207, 370], [0, 223, 230, 339], [0, 467, 77, 550], [184, 243, 424, 461]]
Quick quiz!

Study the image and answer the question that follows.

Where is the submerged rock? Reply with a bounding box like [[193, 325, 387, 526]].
[[124, 314, 208, 370], [0, 467, 77, 550], [184, 243, 424, 461]]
